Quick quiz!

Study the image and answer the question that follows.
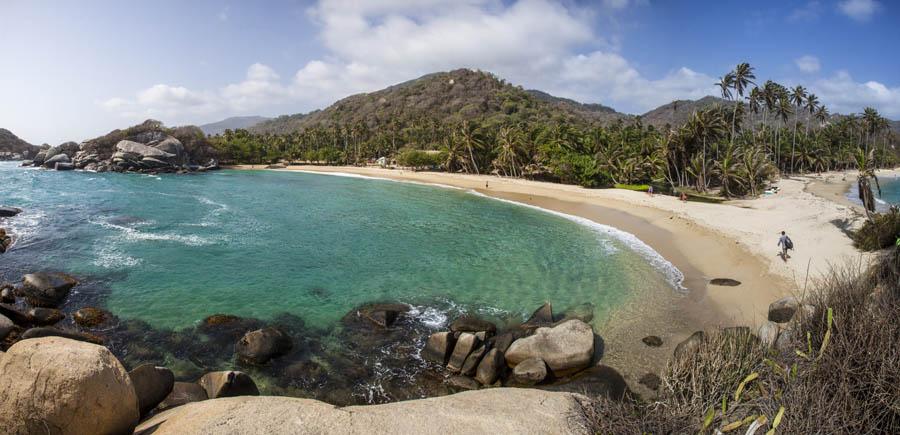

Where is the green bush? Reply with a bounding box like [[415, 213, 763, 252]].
[[851, 209, 900, 251], [614, 184, 650, 192], [396, 149, 445, 170]]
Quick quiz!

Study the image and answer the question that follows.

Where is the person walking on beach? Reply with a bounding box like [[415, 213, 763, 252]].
[[778, 231, 793, 260], [647, 185, 654, 197]]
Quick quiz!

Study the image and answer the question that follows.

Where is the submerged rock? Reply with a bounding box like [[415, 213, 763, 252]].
[[130, 364, 175, 416], [346, 303, 410, 329], [21, 272, 78, 307], [199, 371, 260, 398], [524, 302, 553, 326], [236, 327, 293, 365], [74, 307, 110, 327], [557, 303, 595, 323], [0, 337, 139, 435], [506, 320, 594, 376], [27, 307, 64, 326]]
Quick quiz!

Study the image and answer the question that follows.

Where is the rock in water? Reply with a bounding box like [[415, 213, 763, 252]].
[[512, 358, 548, 385], [475, 348, 506, 385], [199, 371, 260, 398], [73, 307, 110, 327], [642, 335, 663, 347], [525, 302, 553, 326], [0, 206, 23, 217], [157, 382, 209, 411], [21, 326, 103, 344], [27, 307, 64, 325], [351, 303, 410, 328], [235, 327, 293, 364], [0, 313, 13, 340], [0, 337, 139, 434], [449, 316, 497, 334], [447, 332, 480, 373], [558, 302, 595, 323], [768, 296, 800, 323], [423, 331, 457, 364], [21, 272, 78, 307], [0, 285, 13, 303], [0, 303, 30, 325], [505, 319, 594, 376], [130, 364, 175, 416]]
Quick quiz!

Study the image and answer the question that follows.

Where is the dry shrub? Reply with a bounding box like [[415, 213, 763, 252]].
[[590, 249, 900, 434]]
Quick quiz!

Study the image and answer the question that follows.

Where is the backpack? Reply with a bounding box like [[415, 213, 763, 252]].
[[785, 237, 794, 250]]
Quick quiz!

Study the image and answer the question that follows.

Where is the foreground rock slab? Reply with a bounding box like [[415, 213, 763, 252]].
[[135, 388, 592, 435], [0, 337, 139, 435]]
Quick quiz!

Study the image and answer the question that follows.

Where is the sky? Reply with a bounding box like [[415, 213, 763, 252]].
[[1, 0, 899, 144]]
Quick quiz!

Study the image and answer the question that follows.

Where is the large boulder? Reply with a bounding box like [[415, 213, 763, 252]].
[[21, 272, 78, 307], [0, 337, 139, 434], [116, 140, 175, 160], [135, 389, 593, 435], [42, 141, 80, 162], [447, 332, 480, 373], [199, 371, 260, 398], [27, 307, 64, 325], [153, 136, 185, 158], [422, 331, 456, 364], [505, 319, 594, 376], [130, 364, 175, 416], [42, 152, 70, 168], [768, 296, 800, 323], [512, 357, 548, 385], [235, 327, 293, 364], [347, 303, 410, 329], [0, 206, 22, 217], [475, 348, 506, 385], [459, 343, 488, 376], [541, 365, 628, 401], [0, 302, 30, 325]]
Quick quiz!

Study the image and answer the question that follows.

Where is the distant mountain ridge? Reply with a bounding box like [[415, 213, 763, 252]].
[[0, 128, 41, 159], [199, 116, 270, 136], [242, 68, 897, 136]]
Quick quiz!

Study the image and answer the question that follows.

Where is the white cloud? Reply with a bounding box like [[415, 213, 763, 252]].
[[788, 1, 822, 21], [795, 55, 821, 73], [838, 0, 880, 21], [812, 71, 900, 118]]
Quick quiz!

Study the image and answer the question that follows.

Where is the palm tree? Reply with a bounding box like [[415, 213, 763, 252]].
[[804, 93, 819, 139], [729, 63, 756, 145], [492, 126, 525, 177], [789, 85, 807, 173], [456, 120, 484, 174], [774, 96, 793, 171], [856, 148, 881, 219], [713, 145, 745, 197]]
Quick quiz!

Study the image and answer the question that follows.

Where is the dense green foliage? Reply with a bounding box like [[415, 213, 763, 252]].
[[852, 208, 900, 251], [209, 65, 898, 197]]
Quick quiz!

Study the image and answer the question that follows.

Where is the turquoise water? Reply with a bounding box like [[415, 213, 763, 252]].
[[0, 162, 677, 331], [848, 174, 900, 210]]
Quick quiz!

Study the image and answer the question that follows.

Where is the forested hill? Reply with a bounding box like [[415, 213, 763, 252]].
[[199, 116, 270, 136], [0, 128, 40, 157], [249, 69, 630, 135]]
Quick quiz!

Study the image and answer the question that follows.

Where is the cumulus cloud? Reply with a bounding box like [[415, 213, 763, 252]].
[[811, 71, 900, 117], [838, 0, 880, 21], [795, 55, 821, 73]]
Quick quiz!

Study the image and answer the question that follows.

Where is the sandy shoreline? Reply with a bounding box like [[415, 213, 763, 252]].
[[230, 164, 867, 392]]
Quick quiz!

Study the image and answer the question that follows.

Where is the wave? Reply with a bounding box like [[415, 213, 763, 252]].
[[92, 245, 142, 269], [288, 169, 465, 191], [91, 219, 215, 247]]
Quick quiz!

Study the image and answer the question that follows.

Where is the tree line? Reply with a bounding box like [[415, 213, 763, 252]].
[[209, 63, 897, 198]]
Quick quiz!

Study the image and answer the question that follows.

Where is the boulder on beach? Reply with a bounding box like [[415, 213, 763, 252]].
[[506, 319, 594, 376], [540, 365, 628, 401], [236, 327, 293, 365], [135, 389, 593, 435], [130, 363, 176, 416], [639, 372, 662, 391], [21, 272, 78, 307], [423, 331, 457, 364], [0, 337, 140, 435], [768, 296, 800, 323], [512, 357, 548, 385], [157, 382, 209, 411], [758, 321, 780, 347], [642, 335, 663, 347], [199, 371, 260, 399]]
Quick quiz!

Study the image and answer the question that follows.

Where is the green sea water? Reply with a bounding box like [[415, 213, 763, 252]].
[[0, 162, 680, 331]]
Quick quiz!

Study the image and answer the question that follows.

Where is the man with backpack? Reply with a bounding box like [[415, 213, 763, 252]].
[[778, 231, 793, 260]]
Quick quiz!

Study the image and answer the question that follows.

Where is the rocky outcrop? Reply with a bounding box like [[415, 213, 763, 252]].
[[447, 332, 480, 373], [505, 320, 594, 376], [236, 327, 293, 364], [512, 357, 548, 385], [475, 348, 506, 385], [449, 316, 497, 334], [21, 272, 78, 307], [135, 389, 593, 435], [423, 331, 457, 364], [0, 337, 140, 434]]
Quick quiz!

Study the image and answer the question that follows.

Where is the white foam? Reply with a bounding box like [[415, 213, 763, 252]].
[[92, 219, 215, 247], [92, 245, 142, 269]]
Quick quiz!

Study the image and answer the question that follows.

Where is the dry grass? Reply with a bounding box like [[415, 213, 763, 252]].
[[590, 248, 900, 434]]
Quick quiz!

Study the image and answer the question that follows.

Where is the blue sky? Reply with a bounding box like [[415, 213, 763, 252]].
[[1, 0, 898, 144]]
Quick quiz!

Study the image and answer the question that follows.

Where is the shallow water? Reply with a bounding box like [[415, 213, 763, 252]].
[[0, 162, 681, 403], [847, 174, 900, 211]]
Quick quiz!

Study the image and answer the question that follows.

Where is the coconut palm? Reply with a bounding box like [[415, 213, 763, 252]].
[[789, 85, 807, 173], [856, 148, 881, 219], [804, 94, 819, 139]]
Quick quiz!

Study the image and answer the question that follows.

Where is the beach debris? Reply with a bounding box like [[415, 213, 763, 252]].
[[512, 357, 548, 386], [199, 371, 260, 399], [129, 363, 175, 416], [235, 327, 293, 365], [768, 296, 800, 323], [710, 278, 742, 286], [642, 335, 663, 347], [0, 337, 140, 435], [505, 320, 594, 377]]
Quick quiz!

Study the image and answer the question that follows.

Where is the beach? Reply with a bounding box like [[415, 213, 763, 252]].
[[223, 164, 868, 393]]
